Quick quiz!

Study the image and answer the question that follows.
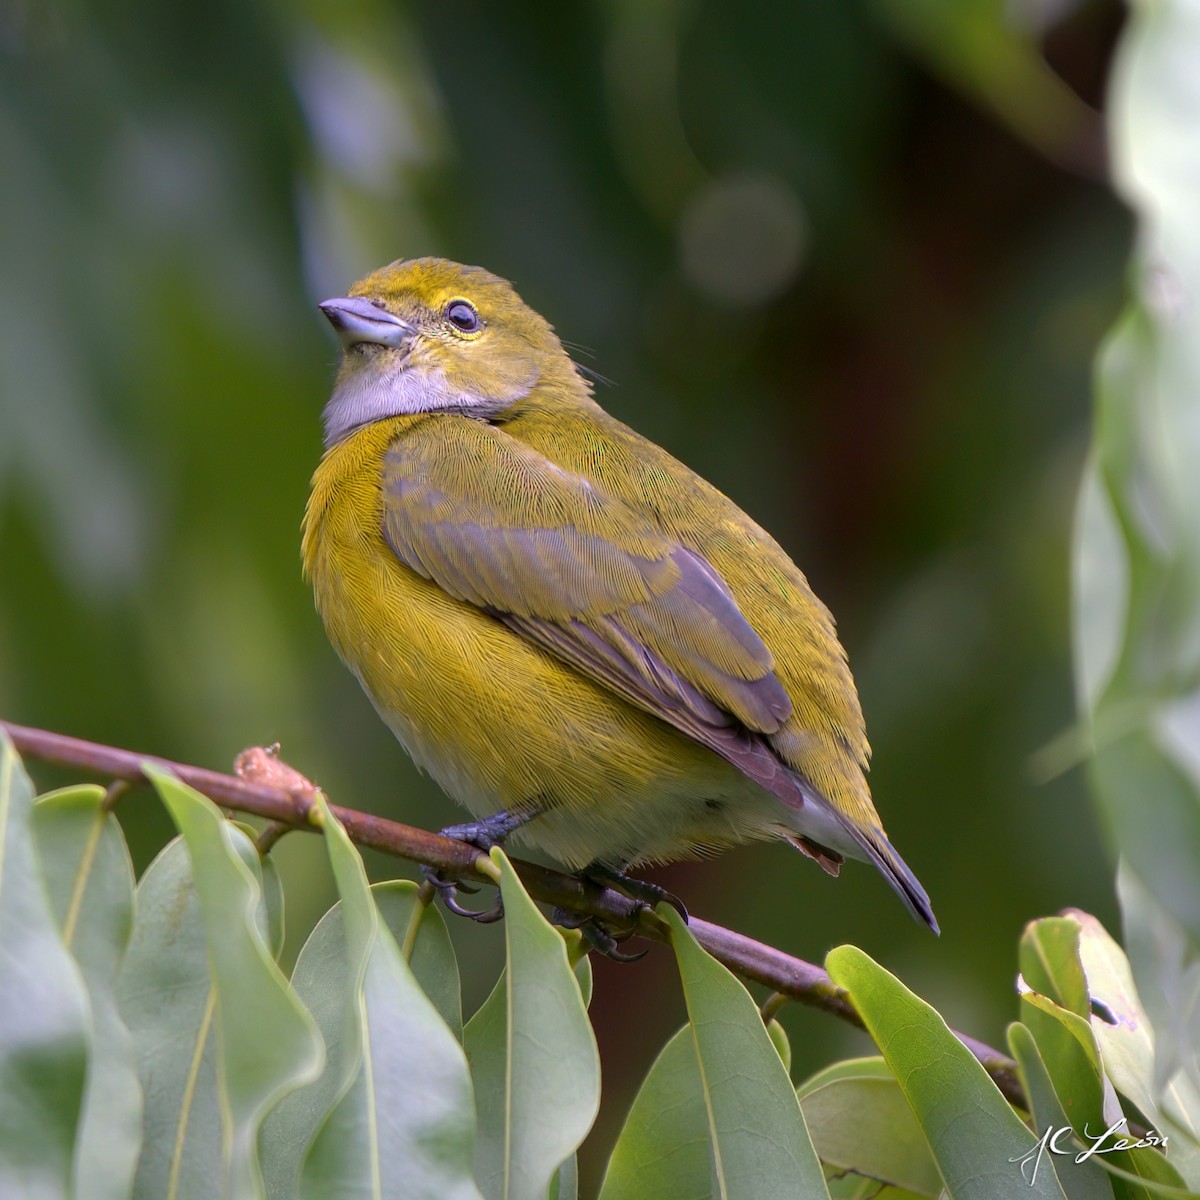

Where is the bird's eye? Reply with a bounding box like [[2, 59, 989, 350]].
[[445, 300, 481, 334]]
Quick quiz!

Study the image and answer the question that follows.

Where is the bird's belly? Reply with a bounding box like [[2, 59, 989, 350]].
[[310, 530, 780, 868]]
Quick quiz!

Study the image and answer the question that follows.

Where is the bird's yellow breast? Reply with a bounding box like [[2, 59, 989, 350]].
[[301, 417, 772, 869]]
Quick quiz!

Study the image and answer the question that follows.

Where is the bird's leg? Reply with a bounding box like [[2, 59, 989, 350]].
[[551, 906, 589, 930], [424, 807, 538, 923], [438, 808, 533, 848], [550, 907, 647, 963], [583, 861, 689, 921], [580, 920, 647, 963], [549, 857, 684, 963]]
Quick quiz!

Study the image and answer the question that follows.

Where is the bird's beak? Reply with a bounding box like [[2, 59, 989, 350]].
[[319, 296, 415, 349]]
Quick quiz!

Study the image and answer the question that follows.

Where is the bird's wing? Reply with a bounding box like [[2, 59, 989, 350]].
[[381, 416, 793, 736]]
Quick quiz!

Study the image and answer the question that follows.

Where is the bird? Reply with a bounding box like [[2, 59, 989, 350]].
[[302, 256, 937, 935]]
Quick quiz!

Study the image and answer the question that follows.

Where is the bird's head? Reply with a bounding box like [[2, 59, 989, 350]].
[[318, 257, 583, 446]]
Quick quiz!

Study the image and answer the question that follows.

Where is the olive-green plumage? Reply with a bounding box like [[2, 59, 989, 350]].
[[303, 257, 936, 931]]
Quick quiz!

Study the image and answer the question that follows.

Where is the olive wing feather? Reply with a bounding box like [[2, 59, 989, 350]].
[[380, 418, 792, 736]]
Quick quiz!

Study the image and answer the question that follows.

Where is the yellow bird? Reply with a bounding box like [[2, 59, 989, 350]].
[[303, 257, 937, 934]]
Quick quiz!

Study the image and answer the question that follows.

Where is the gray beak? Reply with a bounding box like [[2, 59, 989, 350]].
[[319, 296, 415, 349]]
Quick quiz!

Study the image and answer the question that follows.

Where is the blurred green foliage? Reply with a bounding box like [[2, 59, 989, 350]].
[[1076, 0, 1200, 1157], [1, 0, 1131, 1183]]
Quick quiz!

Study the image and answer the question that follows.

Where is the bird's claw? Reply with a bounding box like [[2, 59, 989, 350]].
[[550, 906, 647, 962], [581, 918, 647, 962], [421, 864, 503, 923], [420, 809, 534, 924], [463, 894, 505, 923]]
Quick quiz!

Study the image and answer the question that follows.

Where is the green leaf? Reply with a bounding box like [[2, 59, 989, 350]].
[[550, 1154, 579, 1200], [571, 944, 594, 1009], [1019, 990, 1114, 1131], [376, 881, 463, 1038], [464, 848, 600, 1200], [1022, 917, 1092, 1018], [32, 784, 142, 1200], [1072, 908, 1200, 1188], [1017, 916, 1188, 1197], [825, 1178, 931, 1200], [826, 943, 1068, 1200], [262, 879, 468, 1195], [1088, 1164, 1194, 1200], [0, 737, 91, 1199], [295, 799, 482, 1200], [1119, 863, 1200, 1095], [598, 1026, 709, 1200], [117, 837, 223, 1199], [231, 821, 285, 960], [663, 905, 830, 1200], [1074, 16, 1200, 1191], [796, 1057, 943, 1197], [1078, 0, 1200, 961], [1072, 461, 1128, 713], [1008, 1024, 1115, 1200], [1019, 917, 1115, 1140], [146, 767, 323, 1199], [260, 899, 351, 1197], [1088, 729, 1200, 964]]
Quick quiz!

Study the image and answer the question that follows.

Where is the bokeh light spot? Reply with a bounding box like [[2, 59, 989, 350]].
[[678, 173, 807, 308]]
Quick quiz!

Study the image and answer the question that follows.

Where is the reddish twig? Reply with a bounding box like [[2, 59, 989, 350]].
[[0, 717, 1023, 1108]]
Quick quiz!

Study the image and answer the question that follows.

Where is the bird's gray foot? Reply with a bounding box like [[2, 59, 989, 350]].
[[425, 808, 534, 923], [421, 865, 505, 922], [438, 808, 532, 850], [584, 862, 689, 921], [551, 905, 589, 931], [551, 907, 647, 963]]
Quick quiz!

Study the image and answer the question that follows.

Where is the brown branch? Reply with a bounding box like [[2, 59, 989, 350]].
[[0, 718, 1023, 1108]]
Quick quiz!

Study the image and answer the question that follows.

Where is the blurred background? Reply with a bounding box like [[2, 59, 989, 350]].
[[1, 0, 1130, 1184]]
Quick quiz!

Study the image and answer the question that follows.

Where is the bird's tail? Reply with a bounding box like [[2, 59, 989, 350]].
[[708, 727, 939, 931], [847, 822, 939, 934]]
